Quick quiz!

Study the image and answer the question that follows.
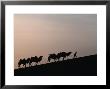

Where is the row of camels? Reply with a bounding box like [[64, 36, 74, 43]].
[[18, 51, 77, 68], [18, 56, 43, 68]]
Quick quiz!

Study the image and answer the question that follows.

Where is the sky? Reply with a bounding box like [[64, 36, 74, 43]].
[[14, 14, 97, 69]]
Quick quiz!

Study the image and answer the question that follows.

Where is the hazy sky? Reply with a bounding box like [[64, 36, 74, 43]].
[[14, 14, 97, 69]]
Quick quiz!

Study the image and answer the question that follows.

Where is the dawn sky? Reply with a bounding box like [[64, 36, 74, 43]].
[[14, 14, 97, 69]]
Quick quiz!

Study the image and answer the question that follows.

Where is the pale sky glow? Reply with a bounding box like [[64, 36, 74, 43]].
[[14, 14, 97, 69]]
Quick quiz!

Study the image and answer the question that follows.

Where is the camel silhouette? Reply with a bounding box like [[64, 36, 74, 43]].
[[57, 52, 72, 60], [48, 52, 72, 62], [48, 54, 57, 62], [37, 56, 43, 64], [17, 51, 73, 68], [31, 56, 43, 66], [18, 56, 43, 68], [65, 52, 72, 59], [26, 58, 31, 67], [18, 58, 27, 68], [57, 52, 62, 61]]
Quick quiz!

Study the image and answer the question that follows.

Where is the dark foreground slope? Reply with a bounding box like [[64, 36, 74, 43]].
[[14, 55, 97, 76]]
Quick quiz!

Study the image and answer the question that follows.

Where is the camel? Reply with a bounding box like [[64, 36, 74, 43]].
[[26, 58, 31, 67], [48, 52, 72, 62], [65, 52, 72, 59], [30, 56, 43, 65], [18, 58, 27, 68], [57, 52, 62, 61], [48, 54, 57, 62], [18, 56, 43, 68], [57, 52, 72, 60], [37, 56, 43, 63]]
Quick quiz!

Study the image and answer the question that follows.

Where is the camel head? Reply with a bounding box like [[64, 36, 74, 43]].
[[39, 56, 43, 59]]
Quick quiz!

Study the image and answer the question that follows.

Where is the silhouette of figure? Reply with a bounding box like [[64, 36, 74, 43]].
[[57, 52, 72, 60], [59, 52, 66, 60], [30, 56, 35, 65], [23, 58, 26, 68], [37, 56, 43, 64], [34, 56, 38, 65], [18, 59, 22, 68], [48, 54, 57, 62], [57, 52, 62, 61], [57, 52, 64, 60], [26, 58, 31, 67], [30, 56, 43, 66], [18, 58, 27, 68], [65, 52, 72, 59], [18, 56, 43, 68], [74, 51, 77, 58]]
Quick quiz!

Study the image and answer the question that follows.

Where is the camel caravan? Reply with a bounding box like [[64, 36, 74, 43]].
[[48, 52, 72, 62], [18, 51, 77, 68], [18, 56, 43, 68]]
